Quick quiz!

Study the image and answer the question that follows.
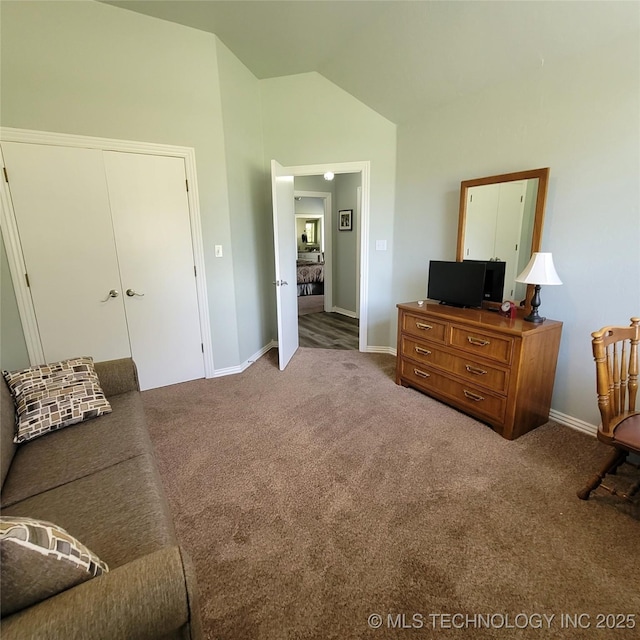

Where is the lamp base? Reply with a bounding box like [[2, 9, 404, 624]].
[[523, 284, 545, 324]]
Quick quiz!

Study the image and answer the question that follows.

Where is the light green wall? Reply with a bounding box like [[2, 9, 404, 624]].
[[393, 33, 640, 425], [5, 1, 633, 429], [295, 200, 324, 217], [294, 176, 335, 199], [260, 72, 397, 347], [215, 38, 273, 363], [1, 0, 240, 370], [334, 173, 361, 314], [1, 233, 29, 371], [0, 1, 397, 367]]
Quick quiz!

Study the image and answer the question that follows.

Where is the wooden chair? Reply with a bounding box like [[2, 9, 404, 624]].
[[577, 317, 640, 500]]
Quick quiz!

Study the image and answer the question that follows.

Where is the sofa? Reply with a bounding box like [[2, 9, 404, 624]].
[[0, 358, 202, 640]]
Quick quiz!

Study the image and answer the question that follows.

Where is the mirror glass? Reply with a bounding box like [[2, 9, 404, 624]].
[[296, 215, 323, 255], [457, 168, 550, 306], [304, 220, 318, 244]]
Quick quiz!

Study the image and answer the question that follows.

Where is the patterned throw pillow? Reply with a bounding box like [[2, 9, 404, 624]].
[[2, 357, 112, 444], [0, 516, 109, 616]]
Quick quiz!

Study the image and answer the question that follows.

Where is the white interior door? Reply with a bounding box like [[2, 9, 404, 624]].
[[495, 181, 526, 300], [103, 152, 205, 390], [464, 184, 500, 259], [271, 160, 298, 370], [1, 142, 131, 363]]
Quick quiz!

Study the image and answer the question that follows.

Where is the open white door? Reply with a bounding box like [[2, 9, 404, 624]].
[[271, 160, 298, 370]]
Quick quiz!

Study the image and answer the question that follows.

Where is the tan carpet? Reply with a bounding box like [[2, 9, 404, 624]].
[[142, 348, 640, 640]]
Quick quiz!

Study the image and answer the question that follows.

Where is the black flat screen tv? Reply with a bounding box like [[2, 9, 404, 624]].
[[427, 260, 486, 309], [464, 260, 506, 303]]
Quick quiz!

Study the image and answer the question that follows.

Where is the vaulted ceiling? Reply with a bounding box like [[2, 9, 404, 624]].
[[103, 1, 640, 124]]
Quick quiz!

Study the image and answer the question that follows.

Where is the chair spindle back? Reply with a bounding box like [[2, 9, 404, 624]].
[[592, 318, 640, 437]]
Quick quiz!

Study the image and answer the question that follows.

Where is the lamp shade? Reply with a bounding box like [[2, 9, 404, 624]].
[[515, 252, 562, 285]]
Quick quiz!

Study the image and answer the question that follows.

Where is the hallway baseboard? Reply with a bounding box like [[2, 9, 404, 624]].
[[331, 306, 357, 318]]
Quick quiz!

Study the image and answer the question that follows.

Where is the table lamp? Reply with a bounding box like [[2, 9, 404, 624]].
[[515, 252, 562, 323]]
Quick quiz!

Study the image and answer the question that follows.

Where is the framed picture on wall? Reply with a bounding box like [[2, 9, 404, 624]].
[[338, 209, 353, 231]]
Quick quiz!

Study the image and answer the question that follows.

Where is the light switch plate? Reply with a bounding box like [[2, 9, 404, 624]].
[[215, 245, 223, 258], [375, 240, 387, 251]]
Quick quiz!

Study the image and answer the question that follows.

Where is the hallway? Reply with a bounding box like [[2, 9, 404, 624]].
[[298, 312, 359, 350]]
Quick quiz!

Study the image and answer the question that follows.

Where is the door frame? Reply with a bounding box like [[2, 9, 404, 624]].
[[0, 127, 214, 377], [294, 190, 332, 311], [276, 161, 370, 352]]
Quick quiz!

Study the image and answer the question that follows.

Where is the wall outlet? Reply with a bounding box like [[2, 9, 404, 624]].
[[215, 245, 223, 258], [375, 240, 387, 251]]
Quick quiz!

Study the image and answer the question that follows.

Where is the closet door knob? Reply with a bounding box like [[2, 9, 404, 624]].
[[101, 289, 119, 302], [126, 289, 145, 297]]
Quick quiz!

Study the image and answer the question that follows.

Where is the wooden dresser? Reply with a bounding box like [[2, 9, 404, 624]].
[[396, 301, 562, 440]]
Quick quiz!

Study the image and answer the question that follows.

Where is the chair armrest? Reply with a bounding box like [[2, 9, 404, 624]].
[[94, 358, 140, 397], [1, 546, 199, 640]]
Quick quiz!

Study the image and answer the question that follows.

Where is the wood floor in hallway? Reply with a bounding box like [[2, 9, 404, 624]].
[[298, 312, 359, 350]]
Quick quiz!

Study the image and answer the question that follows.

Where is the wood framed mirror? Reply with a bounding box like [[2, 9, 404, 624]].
[[456, 167, 550, 309]]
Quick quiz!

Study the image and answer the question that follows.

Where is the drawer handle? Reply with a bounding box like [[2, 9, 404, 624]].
[[467, 336, 490, 347], [463, 389, 485, 402], [465, 365, 487, 376], [414, 346, 432, 356], [414, 368, 430, 379], [416, 322, 433, 330]]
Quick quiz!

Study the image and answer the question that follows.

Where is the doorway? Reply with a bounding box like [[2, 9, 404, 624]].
[[271, 160, 370, 369], [294, 177, 360, 350], [295, 192, 329, 319]]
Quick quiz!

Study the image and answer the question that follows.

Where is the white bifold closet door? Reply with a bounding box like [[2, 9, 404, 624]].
[[2, 143, 131, 363], [103, 151, 204, 390], [2, 142, 205, 390]]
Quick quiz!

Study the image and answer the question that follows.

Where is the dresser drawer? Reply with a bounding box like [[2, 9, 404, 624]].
[[401, 335, 509, 394], [401, 313, 447, 343], [450, 325, 514, 365], [400, 360, 506, 424]]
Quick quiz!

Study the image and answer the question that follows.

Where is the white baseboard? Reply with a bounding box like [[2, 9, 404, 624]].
[[239, 341, 277, 372], [331, 306, 358, 318], [381, 353, 596, 436], [365, 346, 396, 356], [549, 409, 597, 437], [210, 341, 277, 378], [210, 364, 242, 378], [210, 345, 597, 442]]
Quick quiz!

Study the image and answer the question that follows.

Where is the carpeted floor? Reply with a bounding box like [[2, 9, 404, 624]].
[[142, 348, 640, 640]]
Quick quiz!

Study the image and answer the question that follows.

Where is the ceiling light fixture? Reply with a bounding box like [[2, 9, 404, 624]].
[[324, 171, 334, 181]]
